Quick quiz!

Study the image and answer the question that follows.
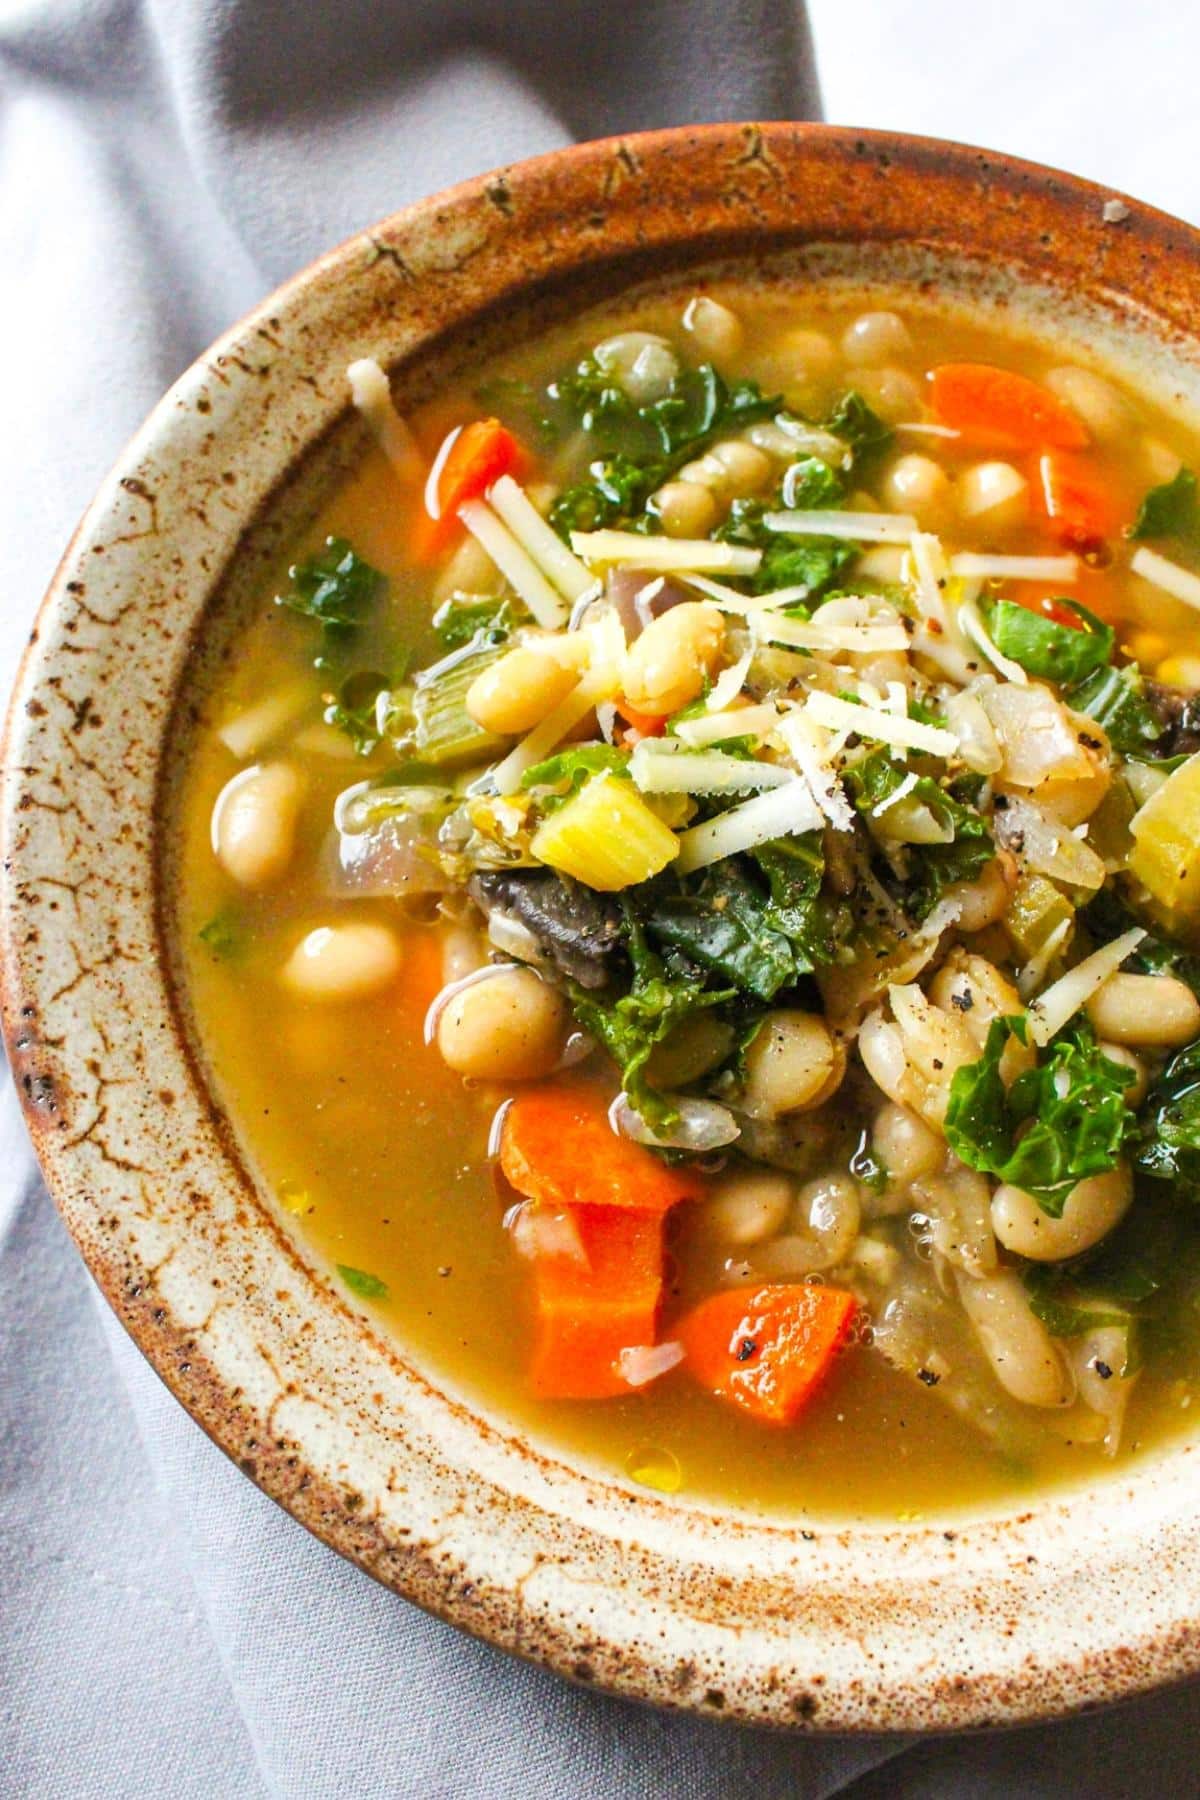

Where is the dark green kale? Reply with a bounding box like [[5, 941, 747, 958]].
[[277, 537, 386, 668], [432, 593, 526, 650], [1130, 466, 1200, 549], [845, 747, 994, 920], [945, 1016, 1137, 1214], [985, 598, 1114, 685], [1133, 1037, 1200, 1201], [1081, 889, 1200, 999], [198, 908, 246, 961], [520, 745, 631, 811], [1065, 663, 1165, 754], [819, 390, 894, 468], [717, 497, 858, 598], [565, 912, 732, 1129]]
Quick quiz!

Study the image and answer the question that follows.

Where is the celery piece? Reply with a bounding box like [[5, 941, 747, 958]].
[[412, 645, 507, 768], [1129, 751, 1200, 922], [1003, 874, 1075, 962], [531, 772, 679, 890]]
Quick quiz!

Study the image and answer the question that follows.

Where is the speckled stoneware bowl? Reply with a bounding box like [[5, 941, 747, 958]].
[[6, 124, 1200, 1731]]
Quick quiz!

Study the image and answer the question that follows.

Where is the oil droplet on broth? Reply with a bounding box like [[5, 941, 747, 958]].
[[279, 1180, 311, 1216], [625, 1445, 682, 1494]]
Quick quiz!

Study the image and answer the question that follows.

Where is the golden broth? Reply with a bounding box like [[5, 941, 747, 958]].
[[173, 281, 1200, 1522]]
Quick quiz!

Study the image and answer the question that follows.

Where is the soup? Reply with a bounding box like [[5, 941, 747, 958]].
[[173, 279, 1200, 1520]]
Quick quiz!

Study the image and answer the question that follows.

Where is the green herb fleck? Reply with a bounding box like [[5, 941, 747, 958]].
[[337, 1264, 390, 1301]]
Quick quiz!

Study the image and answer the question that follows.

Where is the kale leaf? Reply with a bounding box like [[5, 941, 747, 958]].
[[820, 390, 894, 468], [779, 455, 845, 510], [944, 1016, 1137, 1213], [565, 913, 732, 1128], [198, 908, 246, 961], [717, 497, 858, 598], [985, 598, 1114, 685], [1065, 663, 1165, 753], [1130, 466, 1200, 549], [1082, 888, 1200, 999], [432, 593, 526, 650], [521, 745, 631, 811], [277, 537, 386, 667], [845, 748, 994, 920], [1133, 1036, 1200, 1200]]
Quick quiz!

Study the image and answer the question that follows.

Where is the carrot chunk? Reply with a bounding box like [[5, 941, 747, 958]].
[[1038, 450, 1124, 550], [500, 1087, 701, 1214], [930, 363, 1089, 451], [678, 1283, 858, 1425], [530, 1203, 664, 1398], [414, 418, 526, 558], [397, 929, 447, 1022], [614, 698, 668, 739]]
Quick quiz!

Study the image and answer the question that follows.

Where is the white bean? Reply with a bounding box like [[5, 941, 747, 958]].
[[707, 439, 772, 497], [872, 1101, 943, 1184], [739, 1010, 841, 1119], [682, 295, 744, 361], [991, 1164, 1132, 1262], [1098, 1041, 1148, 1107], [853, 366, 924, 423], [750, 1173, 861, 1275], [881, 452, 953, 528], [1043, 366, 1133, 443], [648, 479, 719, 539], [955, 1267, 1074, 1407], [1086, 972, 1200, 1047], [699, 1170, 792, 1246], [622, 601, 725, 715], [841, 310, 912, 367], [212, 761, 304, 890], [466, 645, 580, 736], [436, 966, 566, 1080], [957, 460, 1029, 531], [281, 922, 401, 1001]]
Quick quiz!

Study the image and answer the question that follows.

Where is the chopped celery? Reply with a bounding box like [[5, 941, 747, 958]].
[[412, 646, 507, 768], [1129, 751, 1200, 923], [1086, 777, 1135, 871], [1003, 874, 1075, 962], [530, 771, 679, 889]]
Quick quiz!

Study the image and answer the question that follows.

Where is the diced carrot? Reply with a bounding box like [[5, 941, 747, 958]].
[[1007, 590, 1088, 631], [678, 1283, 858, 1425], [930, 364, 1089, 451], [614, 698, 668, 738], [412, 418, 527, 559], [500, 1086, 701, 1214], [398, 929, 447, 1023], [530, 1203, 664, 1398], [1038, 450, 1124, 550]]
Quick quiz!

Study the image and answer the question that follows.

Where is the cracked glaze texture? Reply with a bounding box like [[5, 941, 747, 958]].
[[6, 124, 1200, 1731]]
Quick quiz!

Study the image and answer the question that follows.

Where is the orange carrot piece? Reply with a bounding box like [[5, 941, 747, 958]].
[[413, 418, 527, 559], [614, 698, 668, 739], [678, 1283, 858, 1425], [500, 1087, 701, 1215], [930, 363, 1089, 451], [398, 930, 447, 1024], [530, 1203, 664, 1398], [1038, 450, 1124, 550]]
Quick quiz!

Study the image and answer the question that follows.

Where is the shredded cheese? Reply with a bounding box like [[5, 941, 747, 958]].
[[629, 740, 791, 796], [682, 573, 815, 611], [776, 710, 856, 832], [346, 358, 423, 483], [949, 552, 1079, 582], [804, 689, 959, 757], [569, 530, 761, 575], [763, 508, 919, 544], [1026, 927, 1146, 1045], [490, 674, 605, 796], [1130, 545, 1200, 613], [673, 703, 781, 748], [958, 596, 1029, 684], [487, 475, 597, 602], [706, 632, 756, 712], [458, 498, 569, 629], [871, 770, 919, 817], [674, 780, 823, 874]]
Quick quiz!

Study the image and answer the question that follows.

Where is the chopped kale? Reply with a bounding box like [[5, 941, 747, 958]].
[[198, 908, 245, 961], [277, 537, 386, 667], [520, 745, 631, 811], [1130, 466, 1200, 549], [323, 667, 391, 756], [1066, 663, 1164, 754], [845, 747, 994, 920], [432, 593, 526, 650], [717, 497, 858, 597], [1134, 1036, 1200, 1201], [819, 390, 894, 468], [945, 1016, 1137, 1214], [336, 1264, 390, 1300], [986, 598, 1114, 685]]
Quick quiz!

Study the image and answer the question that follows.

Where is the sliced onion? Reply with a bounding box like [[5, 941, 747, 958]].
[[423, 961, 530, 1044], [609, 1091, 741, 1152], [488, 1098, 513, 1159], [615, 1341, 685, 1388], [994, 795, 1106, 891], [504, 1200, 588, 1266]]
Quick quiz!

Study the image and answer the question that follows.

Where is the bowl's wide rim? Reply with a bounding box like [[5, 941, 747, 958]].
[[6, 121, 1200, 1734]]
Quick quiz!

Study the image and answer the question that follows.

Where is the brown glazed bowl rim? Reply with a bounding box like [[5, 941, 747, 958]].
[[6, 122, 1200, 1733]]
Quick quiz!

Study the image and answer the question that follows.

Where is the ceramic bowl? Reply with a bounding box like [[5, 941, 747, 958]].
[[6, 124, 1200, 1732]]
